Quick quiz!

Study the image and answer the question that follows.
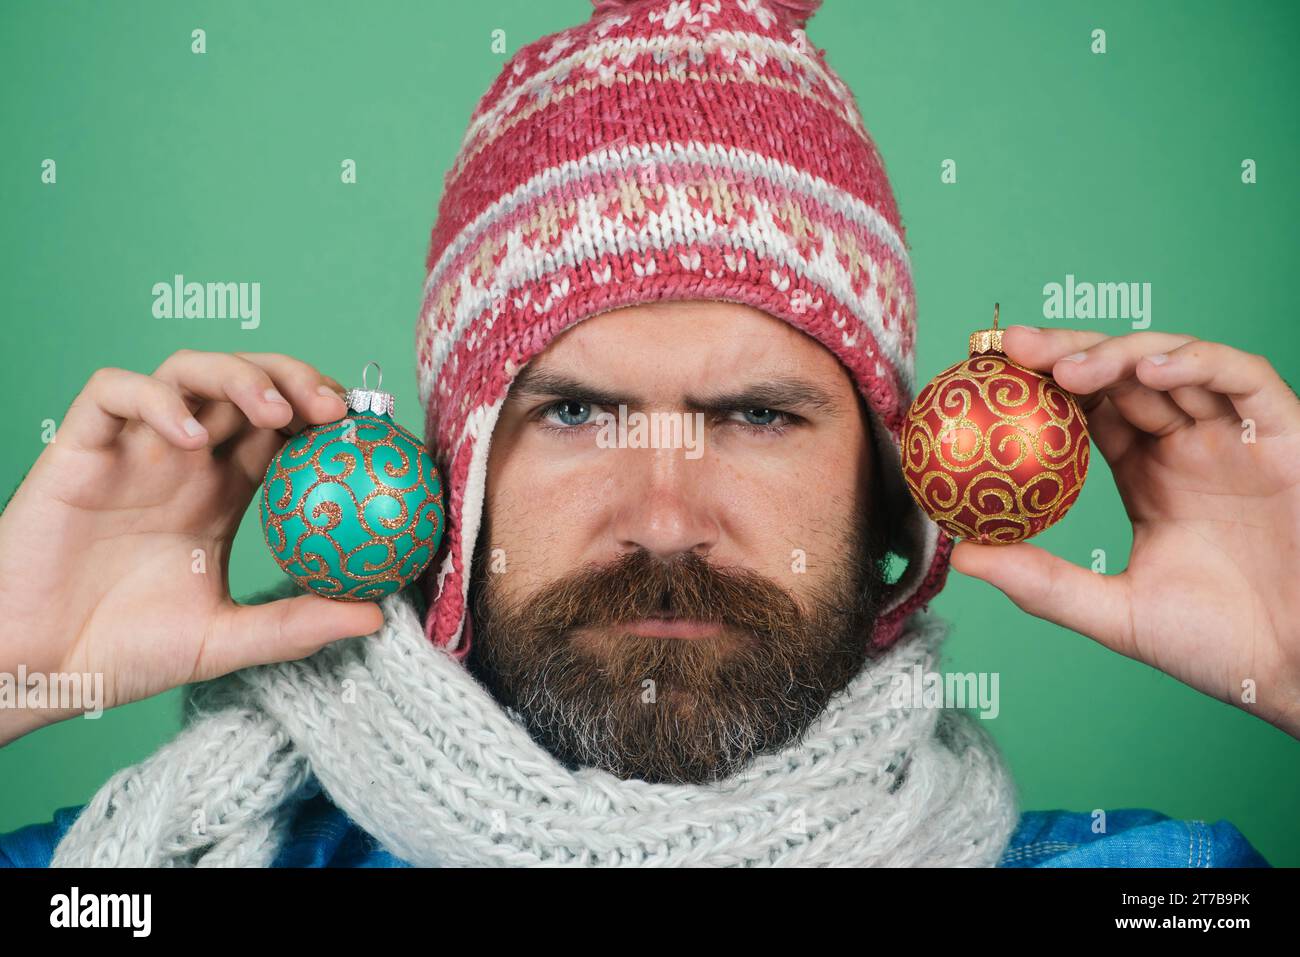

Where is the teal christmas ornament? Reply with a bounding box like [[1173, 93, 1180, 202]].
[[259, 362, 445, 601]]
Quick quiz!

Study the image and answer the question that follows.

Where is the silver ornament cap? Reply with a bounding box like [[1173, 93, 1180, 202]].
[[344, 361, 395, 417]]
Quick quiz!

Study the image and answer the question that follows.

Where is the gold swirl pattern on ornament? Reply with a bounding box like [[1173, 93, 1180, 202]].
[[260, 417, 445, 600], [901, 355, 1090, 542]]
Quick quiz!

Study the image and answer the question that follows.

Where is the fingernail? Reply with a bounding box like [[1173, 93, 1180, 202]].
[[182, 416, 207, 437], [317, 385, 346, 401], [1145, 352, 1169, 365], [1006, 324, 1039, 333], [264, 388, 289, 404], [1060, 352, 1089, 363]]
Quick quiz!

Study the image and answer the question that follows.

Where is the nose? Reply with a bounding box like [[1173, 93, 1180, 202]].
[[609, 445, 720, 562]]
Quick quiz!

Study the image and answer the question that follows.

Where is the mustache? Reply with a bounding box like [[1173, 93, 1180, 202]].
[[502, 548, 806, 640]]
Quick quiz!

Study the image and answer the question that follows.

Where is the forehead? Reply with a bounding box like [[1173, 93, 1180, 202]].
[[516, 299, 851, 389]]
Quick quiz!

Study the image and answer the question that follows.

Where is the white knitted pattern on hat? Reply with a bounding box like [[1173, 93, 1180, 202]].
[[51, 590, 1019, 867]]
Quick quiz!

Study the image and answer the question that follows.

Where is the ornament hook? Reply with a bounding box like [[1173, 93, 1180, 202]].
[[968, 304, 1005, 356], [346, 361, 394, 417]]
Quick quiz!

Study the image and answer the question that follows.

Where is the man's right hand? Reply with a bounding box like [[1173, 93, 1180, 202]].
[[0, 350, 385, 747]]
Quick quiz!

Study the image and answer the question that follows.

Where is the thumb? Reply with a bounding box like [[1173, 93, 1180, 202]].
[[949, 539, 1131, 655], [201, 594, 386, 679]]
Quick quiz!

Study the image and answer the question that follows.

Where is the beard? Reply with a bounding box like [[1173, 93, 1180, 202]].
[[465, 510, 892, 785]]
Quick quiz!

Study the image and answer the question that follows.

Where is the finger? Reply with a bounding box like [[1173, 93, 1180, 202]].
[[226, 424, 293, 487], [1079, 393, 1139, 464], [1158, 382, 1237, 423], [997, 328, 1146, 463], [219, 358, 349, 482], [200, 381, 339, 449], [1004, 326, 1191, 400], [1022, 329, 1237, 426], [153, 350, 298, 432], [212, 415, 324, 488], [232, 352, 348, 432], [205, 377, 344, 450], [1001, 325, 1110, 370], [949, 539, 1135, 659], [220, 403, 350, 489], [1045, 332, 1201, 436], [1002, 327, 1190, 435], [195, 400, 248, 447], [1077, 332, 1239, 425], [1068, 370, 1192, 436], [61, 367, 211, 452], [1134, 341, 1300, 437], [1019, 330, 1234, 422], [196, 595, 385, 680], [154, 351, 347, 437]]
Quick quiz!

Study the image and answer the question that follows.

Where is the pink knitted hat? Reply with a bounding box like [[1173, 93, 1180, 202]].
[[415, 0, 952, 660]]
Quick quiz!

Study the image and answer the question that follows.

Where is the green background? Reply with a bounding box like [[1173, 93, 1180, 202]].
[[2, 0, 1297, 864]]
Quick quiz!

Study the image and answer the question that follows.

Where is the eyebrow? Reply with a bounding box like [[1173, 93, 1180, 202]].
[[508, 368, 843, 417]]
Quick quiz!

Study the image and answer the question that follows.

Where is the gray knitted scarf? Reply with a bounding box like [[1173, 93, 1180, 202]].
[[50, 588, 1020, 867]]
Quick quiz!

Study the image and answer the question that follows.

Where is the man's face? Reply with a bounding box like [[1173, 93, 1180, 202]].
[[466, 300, 892, 784]]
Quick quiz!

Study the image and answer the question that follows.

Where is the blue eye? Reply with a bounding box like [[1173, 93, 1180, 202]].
[[726, 407, 795, 436], [540, 400, 599, 430]]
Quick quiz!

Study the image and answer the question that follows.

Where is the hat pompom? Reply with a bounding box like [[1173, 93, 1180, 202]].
[[590, 0, 823, 30], [590, 0, 651, 15], [765, 0, 823, 29]]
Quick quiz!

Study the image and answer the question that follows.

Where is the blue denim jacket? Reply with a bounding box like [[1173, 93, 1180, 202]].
[[0, 792, 1270, 867]]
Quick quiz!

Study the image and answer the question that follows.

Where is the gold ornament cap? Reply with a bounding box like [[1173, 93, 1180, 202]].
[[968, 303, 1005, 356]]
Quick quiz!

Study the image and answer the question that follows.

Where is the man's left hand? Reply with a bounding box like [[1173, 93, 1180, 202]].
[[950, 326, 1300, 740]]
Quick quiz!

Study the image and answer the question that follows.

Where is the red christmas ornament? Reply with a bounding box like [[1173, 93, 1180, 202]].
[[901, 305, 1091, 544]]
